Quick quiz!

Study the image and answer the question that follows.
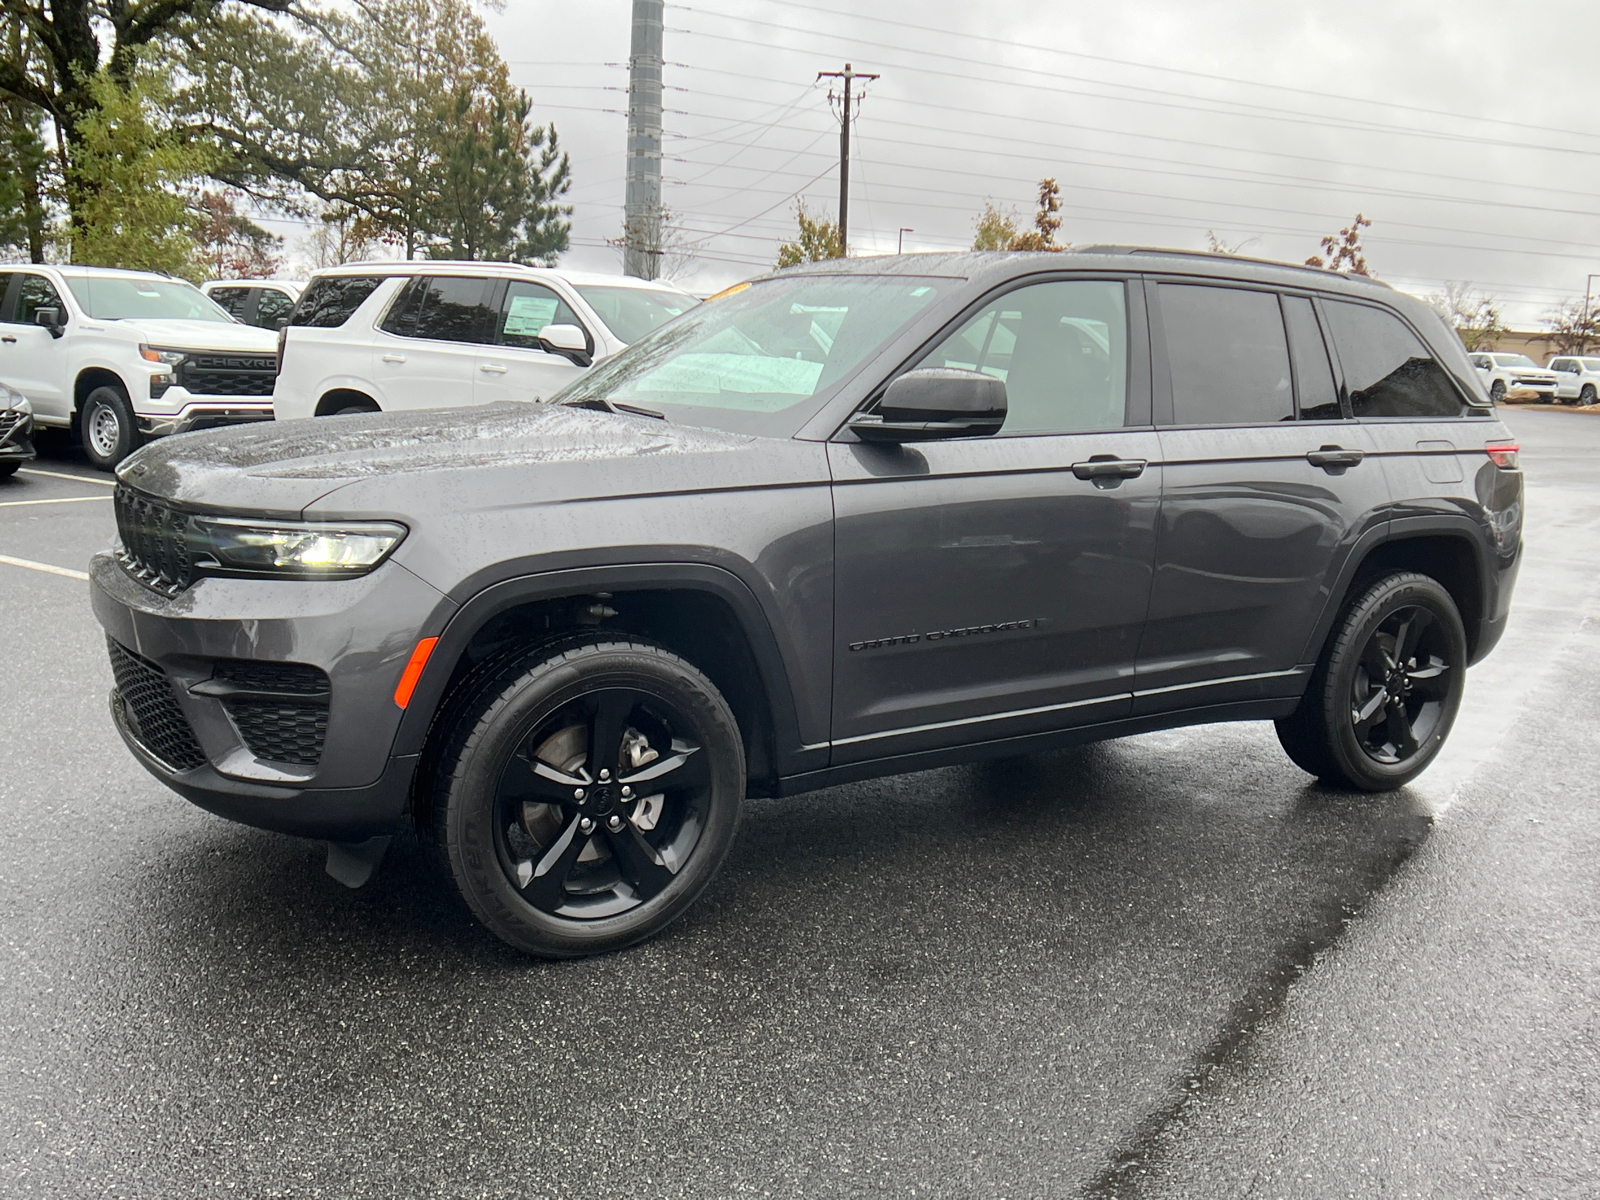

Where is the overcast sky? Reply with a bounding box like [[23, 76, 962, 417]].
[[478, 0, 1600, 324]]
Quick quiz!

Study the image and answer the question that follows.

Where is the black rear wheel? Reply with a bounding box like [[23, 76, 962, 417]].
[[1490, 379, 1506, 403], [1276, 572, 1467, 791], [432, 637, 744, 957], [1582, 384, 1597, 406]]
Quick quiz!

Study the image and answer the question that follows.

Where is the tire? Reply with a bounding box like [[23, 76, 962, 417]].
[[1275, 572, 1467, 792], [1490, 380, 1506, 403], [329, 403, 379, 417], [0, 459, 19, 479], [79, 385, 140, 470], [1582, 384, 1596, 406], [431, 636, 745, 958]]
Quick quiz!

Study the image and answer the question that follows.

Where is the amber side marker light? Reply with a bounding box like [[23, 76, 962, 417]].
[[394, 637, 439, 708], [1486, 441, 1519, 469]]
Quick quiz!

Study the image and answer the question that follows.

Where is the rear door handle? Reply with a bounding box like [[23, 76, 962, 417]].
[[1072, 456, 1147, 481], [1306, 445, 1364, 470], [381, 353, 407, 364], [478, 362, 508, 374]]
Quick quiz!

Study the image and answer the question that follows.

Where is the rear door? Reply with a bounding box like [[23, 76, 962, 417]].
[[372, 275, 493, 410], [829, 276, 1161, 764], [474, 279, 590, 404], [1135, 279, 1389, 714]]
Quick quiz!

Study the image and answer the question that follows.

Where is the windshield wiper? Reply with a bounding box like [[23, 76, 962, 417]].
[[611, 401, 667, 421]]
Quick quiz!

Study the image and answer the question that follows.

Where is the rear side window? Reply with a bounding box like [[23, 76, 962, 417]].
[[1323, 301, 1463, 418], [1282, 296, 1341, 420], [1160, 284, 1292, 425], [256, 288, 295, 328], [381, 276, 493, 344], [209, 286, 251, 320], [289, 275, 386, 328]]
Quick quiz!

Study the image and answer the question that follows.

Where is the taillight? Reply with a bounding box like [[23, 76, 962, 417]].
[[275, 325, 288, 377], [1485, 440, 1519, 469]]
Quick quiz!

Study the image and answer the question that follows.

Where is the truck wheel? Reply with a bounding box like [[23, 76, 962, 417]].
[[1582, 384, 1596, 406], [0, 460, 18, 479], [431, 636, 745, 958], [80, 385, 140, 470], [1276, 572, 1466, 792], [1490, 380, 1506, 403]]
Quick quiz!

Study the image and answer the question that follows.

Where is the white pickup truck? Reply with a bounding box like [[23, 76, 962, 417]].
[[1468, 352, 1559, 404], [0, 265, 279, 469]]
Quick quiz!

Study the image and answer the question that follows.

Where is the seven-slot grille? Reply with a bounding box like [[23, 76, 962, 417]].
[[178, 353, 277, 397], [114, 485, 193, 596], [107, 638, 206, 772], [213, 660, 331, 767]]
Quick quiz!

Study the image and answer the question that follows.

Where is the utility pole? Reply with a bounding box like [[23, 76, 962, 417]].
[[624, 0, 664, 279], [817, 62, 878, 256]]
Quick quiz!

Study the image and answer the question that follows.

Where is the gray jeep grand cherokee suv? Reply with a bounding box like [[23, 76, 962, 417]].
[[92, 250, 1523, 957]]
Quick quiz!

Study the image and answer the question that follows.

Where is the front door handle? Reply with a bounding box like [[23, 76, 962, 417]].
[[1306, 445, 1364, 470], [1072, 456, 1147, 481], [0, 336, 15, 344], [478, 362, 508, 375], [381, 353, 407, 364]]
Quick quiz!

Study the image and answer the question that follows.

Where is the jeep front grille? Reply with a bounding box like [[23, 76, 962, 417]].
[[114, 485, 193, 596], [107, 638, 206, 772]]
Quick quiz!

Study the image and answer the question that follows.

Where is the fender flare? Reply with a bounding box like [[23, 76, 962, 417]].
[[389, 562, 822, 777]]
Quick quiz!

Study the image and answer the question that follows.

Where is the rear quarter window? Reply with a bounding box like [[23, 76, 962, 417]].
[[289, 276, 387, 328], [1323, 300, 1464, 419]]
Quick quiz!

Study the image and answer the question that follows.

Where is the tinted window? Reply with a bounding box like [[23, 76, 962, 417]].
[[16, 274, 66, 325], [1160, 284, 1292, 425], [209, 286, 252, 321], [497, 281, 582, 350], [255, 288, 294, 328], [401, 276, 492, 344], [918, 280, 1127, 434], [380, 277, 427, 337], [0, 272, 19, 321], [1323, 300, 1463, 418], [290, 275, 386, 328], [1282, 296, 1341, 420]]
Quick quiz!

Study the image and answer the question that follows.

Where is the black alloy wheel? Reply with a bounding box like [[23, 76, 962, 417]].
[[1490, 379, 1506, 403], [1582, 384, 1597, 406], [433, 637, 744, 957], [1276, 571, 1466, 791]]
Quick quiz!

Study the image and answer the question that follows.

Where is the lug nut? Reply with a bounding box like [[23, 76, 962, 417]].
[[607, 815, 624, 832], [599, 768, 612, 782], [574, 788, 586, 801], [621, 785, 632, 798], [579, 817, 595, 834]]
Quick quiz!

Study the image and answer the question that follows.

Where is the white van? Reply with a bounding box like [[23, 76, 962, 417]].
[[271, 262, 697, 420]]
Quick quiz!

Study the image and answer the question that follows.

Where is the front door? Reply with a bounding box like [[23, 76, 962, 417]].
[[830, 277, 1161, 765], [1136, 281, 1390, 714], [475, 279, 589, 404], [372, 275, 491, 411], [4, 273, 73, 422]]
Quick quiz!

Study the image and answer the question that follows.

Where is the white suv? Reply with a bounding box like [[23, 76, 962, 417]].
[[1469, 352, 1559, 403], [1546, 354, 1600, 405], [272, 262, 697, 420], [0, 265, 280, 469]]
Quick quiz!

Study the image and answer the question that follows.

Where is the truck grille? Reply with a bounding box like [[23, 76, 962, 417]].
[[178, 353, 277, 398], [113, 485, 193, 596], [107, 638, 206, 772], [213, 660, 331, 767]]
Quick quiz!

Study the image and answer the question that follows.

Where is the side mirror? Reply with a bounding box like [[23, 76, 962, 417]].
[[537, 322, 591, 366], [34, 307, 64, 338], [273, 316, 289, 331], [849, 367, 1007, 442]]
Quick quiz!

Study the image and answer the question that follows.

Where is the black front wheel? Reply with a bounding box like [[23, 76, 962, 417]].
[[432, 637, 745, 957], [1276, 572, 1467, 791], [1582, 384, 1597, 406], [1490, 380, 1506, 403]]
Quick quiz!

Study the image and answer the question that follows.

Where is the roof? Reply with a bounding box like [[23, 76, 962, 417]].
[[306, 260, 694, 292], [36, 264, 182, 282]]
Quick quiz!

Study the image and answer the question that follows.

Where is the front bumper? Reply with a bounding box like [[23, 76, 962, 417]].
[[136, 399, 275, 437], [90, 550, 455, 840], [0, 408, 34, 461]]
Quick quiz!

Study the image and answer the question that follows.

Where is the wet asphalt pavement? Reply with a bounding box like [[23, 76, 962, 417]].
[[1, 410, 1596, 1198]]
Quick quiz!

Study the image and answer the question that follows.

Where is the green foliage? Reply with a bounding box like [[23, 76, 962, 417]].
[[65, 68, 218, 279], [972, 203, 1021, 251], [972, 179, 1065, 252], [0, 97, 50, 260], [194, 190, 283, 278], [1543, 298, 1600, 357], [777, 203, 844, 268]]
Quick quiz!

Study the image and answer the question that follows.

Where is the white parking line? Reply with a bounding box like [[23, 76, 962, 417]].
[[0, 554, 90, 581], [0, 495, 111, 508], [18, 467, 117, 487]]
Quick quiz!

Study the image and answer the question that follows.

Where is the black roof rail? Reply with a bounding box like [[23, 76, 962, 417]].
[[1071, 244, 1393, 289]]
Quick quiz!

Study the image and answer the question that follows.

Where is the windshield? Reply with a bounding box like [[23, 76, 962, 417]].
[[576, 284, 698, 344], [554, 274, 950, 436], [65, 275, 234, 323], [1491, 354, 1536, 368]]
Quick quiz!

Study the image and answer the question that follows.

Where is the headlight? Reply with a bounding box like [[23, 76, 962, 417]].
[[191, 518, 407, 578], [140, 345, 188, 366], [0, 383, 29, 414]]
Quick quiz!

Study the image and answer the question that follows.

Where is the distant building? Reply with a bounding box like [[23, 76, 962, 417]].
[[1483, 330, 1561, 365]]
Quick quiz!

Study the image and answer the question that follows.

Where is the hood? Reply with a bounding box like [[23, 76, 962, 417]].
[[101, 318, 279, 352], [117, 402, 759, 513]]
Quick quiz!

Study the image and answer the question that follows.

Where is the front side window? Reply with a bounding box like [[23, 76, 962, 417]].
[[1160, 284, 1292, 425], [64, 275, 230, 322], [1323, 300, 1463, 418], [915, 279, 1127, 434], [255, 288, 295, 328], [382, 276, 493, 344], [576, 284, 697, 344], [15, 274, 66, 325], [208, 286, 251, 321], [289, 275, 387, 328], [497, 281, 583, 350], [1470, 355, 1491, 369], [554, 273, 947, 437]]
